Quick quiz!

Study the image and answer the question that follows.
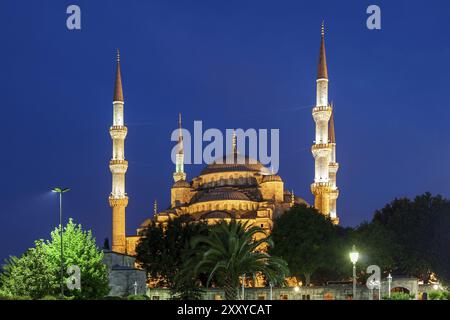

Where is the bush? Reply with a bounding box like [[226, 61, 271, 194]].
[[443, 291, 450, 300], [428, 291, 443, 300], [13, 296, 33, 300], [102, 296, 124, 300], [386, 292, 412, 300], [127, 295, 149, 300], [39, 295, 58, 300]]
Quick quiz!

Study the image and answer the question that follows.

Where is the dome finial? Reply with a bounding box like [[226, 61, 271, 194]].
[[232, 129, 237, 154], [153, 199, 158, 215]]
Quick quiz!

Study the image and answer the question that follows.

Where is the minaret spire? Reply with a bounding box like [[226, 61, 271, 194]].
[[173, 113, 186, 182], [317, 21, 328, 80], [109, 49, 129, 253], [311, 22, 339, 225], [114, 49, 124, 102], [329, 107, 336, 143]]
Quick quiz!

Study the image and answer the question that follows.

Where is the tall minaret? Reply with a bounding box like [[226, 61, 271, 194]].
[[109, 49, 129, 253], [328, 108, 339, 224], [311, 22, 339, 224], [173, 113, 186, 182]]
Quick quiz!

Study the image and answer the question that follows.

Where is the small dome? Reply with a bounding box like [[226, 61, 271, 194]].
[[262, 174, 282, 182], [172, 180, 191, 188]]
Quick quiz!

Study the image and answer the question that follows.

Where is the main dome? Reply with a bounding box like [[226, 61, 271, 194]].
[[200, 153, 271, 175]]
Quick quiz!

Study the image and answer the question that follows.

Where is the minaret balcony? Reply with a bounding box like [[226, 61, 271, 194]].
[[328, 162, 339, 172], [109, 126, 128, 139], [310, 182, 332, 194], [311, 143, 332, 158], [109, 160, 128, 173], [312, 106, 332, 121], [109, 196, 129, 207]]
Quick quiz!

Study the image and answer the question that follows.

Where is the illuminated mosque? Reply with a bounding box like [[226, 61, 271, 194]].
[[108, 24, 340, 255]]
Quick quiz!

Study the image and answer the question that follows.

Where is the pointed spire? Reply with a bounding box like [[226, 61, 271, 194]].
[[232, 129, 237, 155], [114, 49, 124, 102], [291, 190, 295, 205], [178, 113, 184, 154], [317, 21, 328, 80], [329, 107, 336, 143]]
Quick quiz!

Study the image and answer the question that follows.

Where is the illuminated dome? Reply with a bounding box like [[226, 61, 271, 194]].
[[200, 153, 271, 175]]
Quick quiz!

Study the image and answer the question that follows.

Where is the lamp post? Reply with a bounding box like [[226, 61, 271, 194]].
[[387, 274, 392, 299], [241, 274, 245, 300], [52, 187, 70, 297], [269, 282, 273, 301], [349, 245, 359, 300]]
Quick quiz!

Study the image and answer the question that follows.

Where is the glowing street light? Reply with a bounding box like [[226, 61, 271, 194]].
[[52, 187, 70, 297], [349, 245, 359, 299]]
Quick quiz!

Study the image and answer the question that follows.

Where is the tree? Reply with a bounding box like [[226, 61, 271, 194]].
[[270, 204, 345, 285], [186, 220, 289, 300], [43, 219, 109, 299], [136, 215, 210, 289], [369, 193, 450, 284], [0, 240, 56, 299]]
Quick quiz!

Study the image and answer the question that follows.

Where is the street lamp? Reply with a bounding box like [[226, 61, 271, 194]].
[[52, 187, 70, 297], [269, 282, 273, 301], [349, 245, 359, 300], [387, 274, 393, 299]]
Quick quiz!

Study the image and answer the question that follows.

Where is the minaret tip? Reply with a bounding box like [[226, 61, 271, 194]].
[[317, 21, 328, 80], [113, 49, 124, 102], [153, 199, 158, 215]]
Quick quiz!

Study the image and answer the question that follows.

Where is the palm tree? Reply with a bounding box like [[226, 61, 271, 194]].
[[187, 220, 289, 300]]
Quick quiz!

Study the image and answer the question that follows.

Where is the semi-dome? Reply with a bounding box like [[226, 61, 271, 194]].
[[200, 153, 271, 175], [262, 174, 282, 182], [172, 180, 191, 188]]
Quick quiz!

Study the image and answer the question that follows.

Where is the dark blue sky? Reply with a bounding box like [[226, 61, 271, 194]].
[[1, 0, 449, 262]]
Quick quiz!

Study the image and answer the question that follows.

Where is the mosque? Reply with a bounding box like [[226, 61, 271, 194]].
[[108, 24, 340, 255]]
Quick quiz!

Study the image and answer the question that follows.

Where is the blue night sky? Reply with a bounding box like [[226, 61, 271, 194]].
[[1, 0, 449, 262]]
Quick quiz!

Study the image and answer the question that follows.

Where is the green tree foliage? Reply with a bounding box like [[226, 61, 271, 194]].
[[0, 219, 109, 299], [185, 220, 289, 300], [366, 193, 450, 283], [43, 219, 109, 299], [0, 241, 56, 299], [270, 204, 347, 285], [136, 215, 210, 289]]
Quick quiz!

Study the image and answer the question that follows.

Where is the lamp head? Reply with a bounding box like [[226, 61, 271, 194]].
[[52, 187, 70, 194], [349, 245, 359, 264]]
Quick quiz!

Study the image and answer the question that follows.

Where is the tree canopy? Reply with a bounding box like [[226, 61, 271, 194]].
[[0, 219, 109, 299]]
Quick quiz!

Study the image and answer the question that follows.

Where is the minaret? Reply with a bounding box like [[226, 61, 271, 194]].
[[173, 113, 186, 182], [109, 49, 129, 253], [328, 108, 339, 224], [311, 22, 338, 223]]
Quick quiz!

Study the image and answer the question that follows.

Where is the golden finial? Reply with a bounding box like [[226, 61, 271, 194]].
[[291, 190, 295, 204], [116, 48, 120, 63], [321, 21, 325, 37], [153, 199, 158, 215], [232, 129, 237, 154]]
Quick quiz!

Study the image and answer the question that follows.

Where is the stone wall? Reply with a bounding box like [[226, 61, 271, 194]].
[[103, 251, 147, 297], [146, 278, 419, 300]]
